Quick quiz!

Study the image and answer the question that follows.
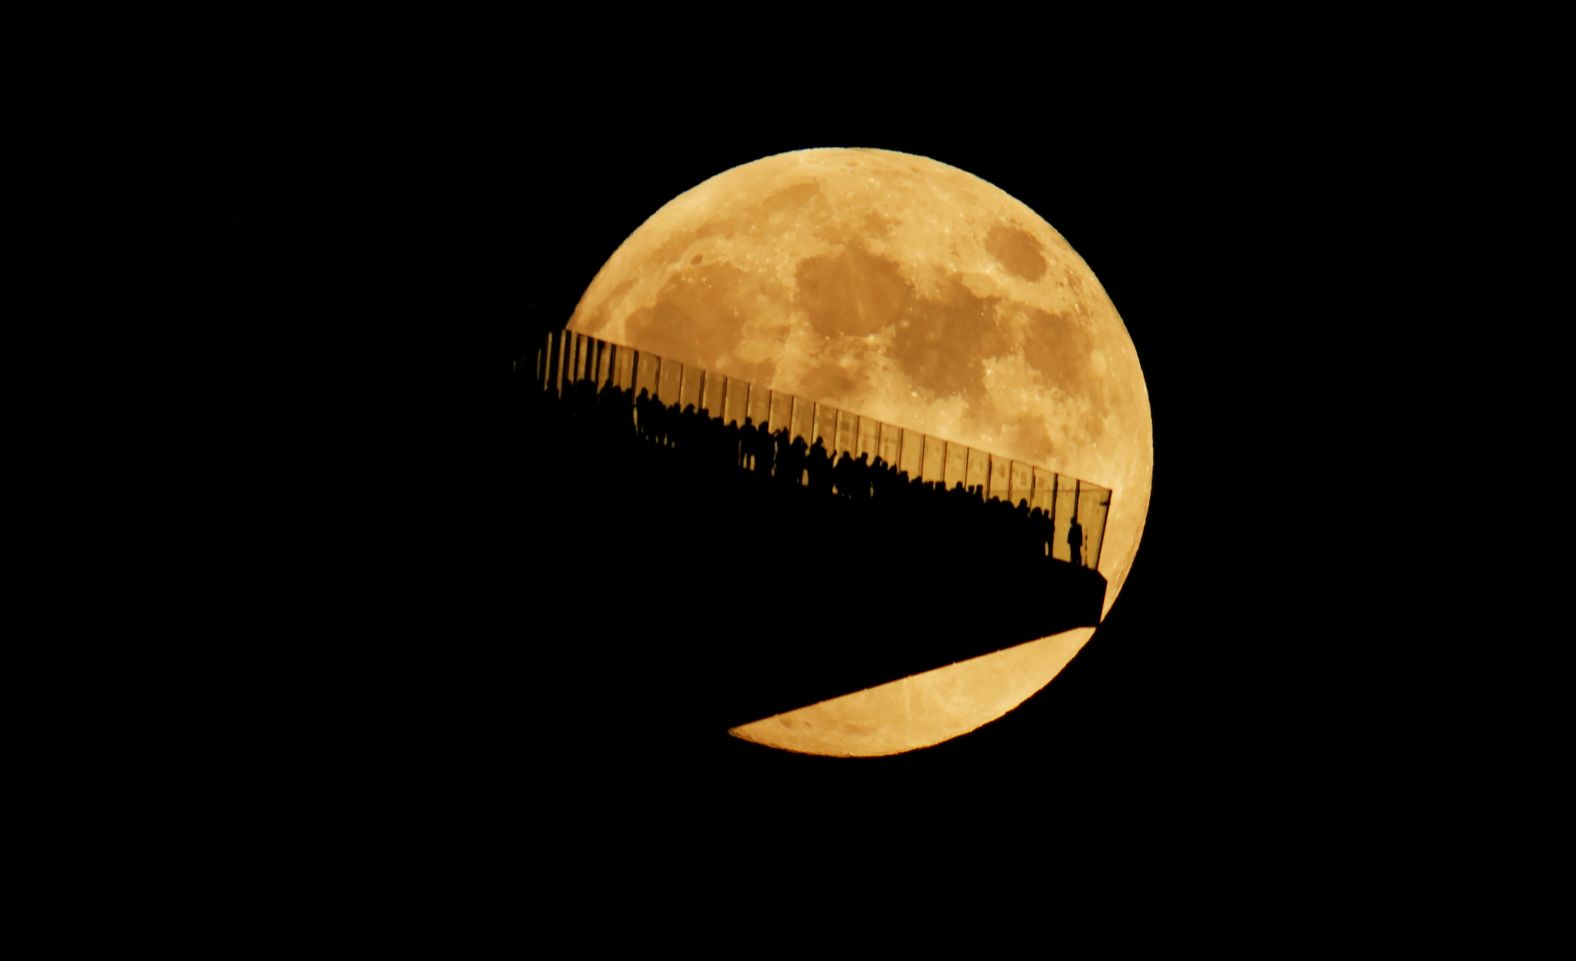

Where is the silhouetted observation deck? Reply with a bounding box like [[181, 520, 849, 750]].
[[531, 330, 1110, 569], [511, 330, 1113, 726]]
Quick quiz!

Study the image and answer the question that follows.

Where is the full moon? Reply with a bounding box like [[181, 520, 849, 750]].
[[567, 147, 1152, 756]]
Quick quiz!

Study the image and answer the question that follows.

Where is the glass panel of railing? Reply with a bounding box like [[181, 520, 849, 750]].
[[593, 341, 610, 387], [613, 346, 635, 391], [920, 434, 944, 482], [857, 416, 880, 462], [633, 352, 658, 400], [944, 441, 968, 491], [1078, 486, 1100, 568], [1030, 467, 1057, 517], [700, 371, 724, 419], [877, 422, 901, 469], [676, 363, 700, 411], [812, 404, 837, 450], [789, 395, 812, 442], [657, 357, 682, 404], [899, 428, 923, 479], [720, 376, 744, 426], [570, 335, 585, 387], [1010, 462, 1033, 508], [1083, 488, 1111, 570], [560, 333, 576, 384], [965, 446, 988, 493], [989, 454, 1013, 504], [566, 333, 584, 382], [835, 410, 858, 457], [768, 391, 791, 433], [747, 384, 771, 428], [1053, 478, 1082, 565]]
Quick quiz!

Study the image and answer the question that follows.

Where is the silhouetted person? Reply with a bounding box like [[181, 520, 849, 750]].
[[1030, 507, 1053, 558], [1067, 516, 1083, 567], [767, 428, 786, 478], [834, 452, 854, 497], [634, 388, 653, 440], [739, 417, 756, 471], [807, 440, 833, 495], [1013, 499, 1034, 561], [783, 436, 808, 486]]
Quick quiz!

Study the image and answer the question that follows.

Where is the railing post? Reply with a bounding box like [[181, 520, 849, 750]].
[[1073, 480, 1083, 567], [1051, 473, 1060, 560], [1093, 491, 1111, 570]]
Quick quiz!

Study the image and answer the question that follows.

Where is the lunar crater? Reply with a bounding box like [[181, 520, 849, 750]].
[[794, 243, 910, 338], [986, 223, 1048, 281]]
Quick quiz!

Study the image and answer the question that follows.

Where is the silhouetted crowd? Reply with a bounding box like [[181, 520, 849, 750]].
[[534, 376, 1092, 568]]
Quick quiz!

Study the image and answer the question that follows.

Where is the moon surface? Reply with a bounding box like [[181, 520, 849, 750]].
[[567, 147, 1151, 755]]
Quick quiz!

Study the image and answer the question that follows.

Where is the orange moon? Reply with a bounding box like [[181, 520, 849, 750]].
[[567, 147, 1152, 756]]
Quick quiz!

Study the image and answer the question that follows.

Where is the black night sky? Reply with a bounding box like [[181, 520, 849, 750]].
[[197, 64, 1498, 856]]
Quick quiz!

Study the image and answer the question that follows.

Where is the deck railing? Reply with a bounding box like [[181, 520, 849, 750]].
[[531, 329, 1110, 569]]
